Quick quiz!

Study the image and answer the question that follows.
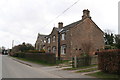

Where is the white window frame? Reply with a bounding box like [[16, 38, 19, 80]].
[[61, 45, 66, 54], [61, 33, 65, 40], [52, 36, 56, 42], [52, 46, 56, 53], [48, 38, 50, 43]]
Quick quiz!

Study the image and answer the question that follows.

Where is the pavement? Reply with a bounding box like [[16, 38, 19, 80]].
[[2, 55, 95, 78]]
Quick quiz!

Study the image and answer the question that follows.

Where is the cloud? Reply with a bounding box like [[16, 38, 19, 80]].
[[0, 0, 119, 48]]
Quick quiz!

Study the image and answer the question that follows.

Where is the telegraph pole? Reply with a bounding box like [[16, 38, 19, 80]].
[[12, 40, 14, 49]]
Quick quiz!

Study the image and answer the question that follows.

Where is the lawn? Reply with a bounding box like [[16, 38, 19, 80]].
[[76, 68, 98, 73], [86, 71, 120, 79], [63, 64, 97, 70]]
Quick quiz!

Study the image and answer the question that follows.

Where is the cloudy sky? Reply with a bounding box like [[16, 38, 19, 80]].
[[0, 0, 119, 49]]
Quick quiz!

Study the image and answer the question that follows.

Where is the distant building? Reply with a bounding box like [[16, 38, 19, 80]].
[[35, 9, 105, 59], [35, 33, 47, 50]]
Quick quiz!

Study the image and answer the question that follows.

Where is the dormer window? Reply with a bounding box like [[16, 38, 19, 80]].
[[52, 35, 56, 42], [48, 38, 50, 43], [61, 33, 65, 40]]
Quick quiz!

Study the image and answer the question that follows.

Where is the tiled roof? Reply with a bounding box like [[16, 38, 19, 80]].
[[60, 20, 82, 33]]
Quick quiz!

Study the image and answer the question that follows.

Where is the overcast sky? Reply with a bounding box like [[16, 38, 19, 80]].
[[0, 0, 119, 49]]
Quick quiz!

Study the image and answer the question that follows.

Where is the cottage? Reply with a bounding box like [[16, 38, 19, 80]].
[[35, 9, 105, 59]]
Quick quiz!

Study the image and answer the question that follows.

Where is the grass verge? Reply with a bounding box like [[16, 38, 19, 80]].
[[76, 68, 98, 73], [86, 71, 120, 79], [63, 64, 97, 70], [12, 56, 69, 66]]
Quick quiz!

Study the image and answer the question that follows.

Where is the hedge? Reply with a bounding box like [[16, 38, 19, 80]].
[[24, 53, 56, 64], [12, 52, 56, 64], [96, 49, 120, 74]]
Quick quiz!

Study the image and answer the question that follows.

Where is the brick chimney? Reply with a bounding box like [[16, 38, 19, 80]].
[[82, 9, 91, 20], [58, 22, 63, 29]]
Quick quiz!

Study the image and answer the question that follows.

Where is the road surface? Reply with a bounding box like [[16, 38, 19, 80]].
[[2, 55, 93, 78]]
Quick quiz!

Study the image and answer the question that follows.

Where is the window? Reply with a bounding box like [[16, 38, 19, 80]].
[[47, 47, 51, 53], [44, 40, 46, 43], [52, 36, 56, 42], [48, 38, 50, 43], [61, 33, 65, 40], [52, 46, 56, 53], [61, 45, 66, 54]]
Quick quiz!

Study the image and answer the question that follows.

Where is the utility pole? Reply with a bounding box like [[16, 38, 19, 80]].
[[12, 40, 14, 49]]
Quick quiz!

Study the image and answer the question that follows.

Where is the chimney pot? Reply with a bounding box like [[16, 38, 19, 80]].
[[58, 22, 63, 29], [82, 9, 91, 20]]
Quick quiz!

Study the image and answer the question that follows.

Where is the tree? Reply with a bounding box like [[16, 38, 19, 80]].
[[114, 35, 120, 49], [104, 32, 114, 45], [12, 42, 35, 53], [81, 41, 92, 56]]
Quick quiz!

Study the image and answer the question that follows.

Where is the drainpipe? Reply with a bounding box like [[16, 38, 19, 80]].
[[58, 31, 61, 60]]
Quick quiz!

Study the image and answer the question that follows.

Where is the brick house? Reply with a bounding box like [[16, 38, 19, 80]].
[[35, 9, 105, 59], [35, 33, 47, 51]]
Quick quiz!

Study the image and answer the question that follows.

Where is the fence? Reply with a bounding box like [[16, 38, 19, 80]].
[[72, 56, 98, 68]]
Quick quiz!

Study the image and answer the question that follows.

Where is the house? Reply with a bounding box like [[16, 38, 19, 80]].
[[35, 33, 47, 51], [35, 9, 105, 59]]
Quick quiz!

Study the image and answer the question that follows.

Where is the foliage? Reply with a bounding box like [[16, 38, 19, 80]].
[[12, 52, 25, 58], [96, 49, 120, 75], [12, 42, 35, 53], [104, 32, 114, 45], [114, 35, 120, 49], [39, 49, 45, 53], [28, 49, 45, 53], [81, 41, 92, 56], [22, 53, 56, 64]]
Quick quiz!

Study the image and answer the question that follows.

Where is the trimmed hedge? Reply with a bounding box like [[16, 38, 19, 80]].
[[96, 49, 120, 74], [24, 53, 56, 64], [12, 52, 25, 58], [12, 52, 56, 64]]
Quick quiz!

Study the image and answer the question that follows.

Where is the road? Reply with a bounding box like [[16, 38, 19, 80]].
[[2, 55, 93, 78]]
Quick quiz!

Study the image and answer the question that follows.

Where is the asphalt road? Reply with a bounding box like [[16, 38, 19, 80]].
[[2, 55, 93, 78]]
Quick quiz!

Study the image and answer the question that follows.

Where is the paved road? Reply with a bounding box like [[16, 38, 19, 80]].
[[2, 55, 93, 78]]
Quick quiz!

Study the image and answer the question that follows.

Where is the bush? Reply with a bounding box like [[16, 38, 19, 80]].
[[27, 49, 45, 53], [12, 52, 25, 58], [27, 50, 41, 53], [96, 49, 120, 74], [24, 53, 56, 64]]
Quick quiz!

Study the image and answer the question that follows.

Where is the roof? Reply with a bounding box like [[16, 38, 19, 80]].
[[60, 18, 103, 34], [59, 20, 82, 33]]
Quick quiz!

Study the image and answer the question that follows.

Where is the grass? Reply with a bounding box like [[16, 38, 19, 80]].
[[86, 71, 120, 79], [76, 68, 98, 73], [63, 64, 97, 70], [12, 56, 69, 66]]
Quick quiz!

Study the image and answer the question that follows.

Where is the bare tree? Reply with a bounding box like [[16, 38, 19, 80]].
[[81, 41, 92, 56]]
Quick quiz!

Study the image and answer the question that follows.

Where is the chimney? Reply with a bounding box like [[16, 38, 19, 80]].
[[82, 9, 91, 20], [58, 22, 63, 29]]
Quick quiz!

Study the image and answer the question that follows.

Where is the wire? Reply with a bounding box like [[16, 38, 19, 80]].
[[42, 0, 80, 29]]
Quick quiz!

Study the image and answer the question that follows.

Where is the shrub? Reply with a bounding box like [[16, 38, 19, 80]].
[[27, 49, 45, 53], [24, 53, 56, 64], [27, 50, 41, 53], [12, 52, 25, 58], [96, 49, 120, 74]]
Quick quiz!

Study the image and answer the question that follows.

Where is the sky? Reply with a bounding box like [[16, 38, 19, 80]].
[[0, 0, 119, 49]]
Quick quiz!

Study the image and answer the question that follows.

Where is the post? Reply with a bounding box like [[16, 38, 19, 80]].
[[74, 56, 77, 68]]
